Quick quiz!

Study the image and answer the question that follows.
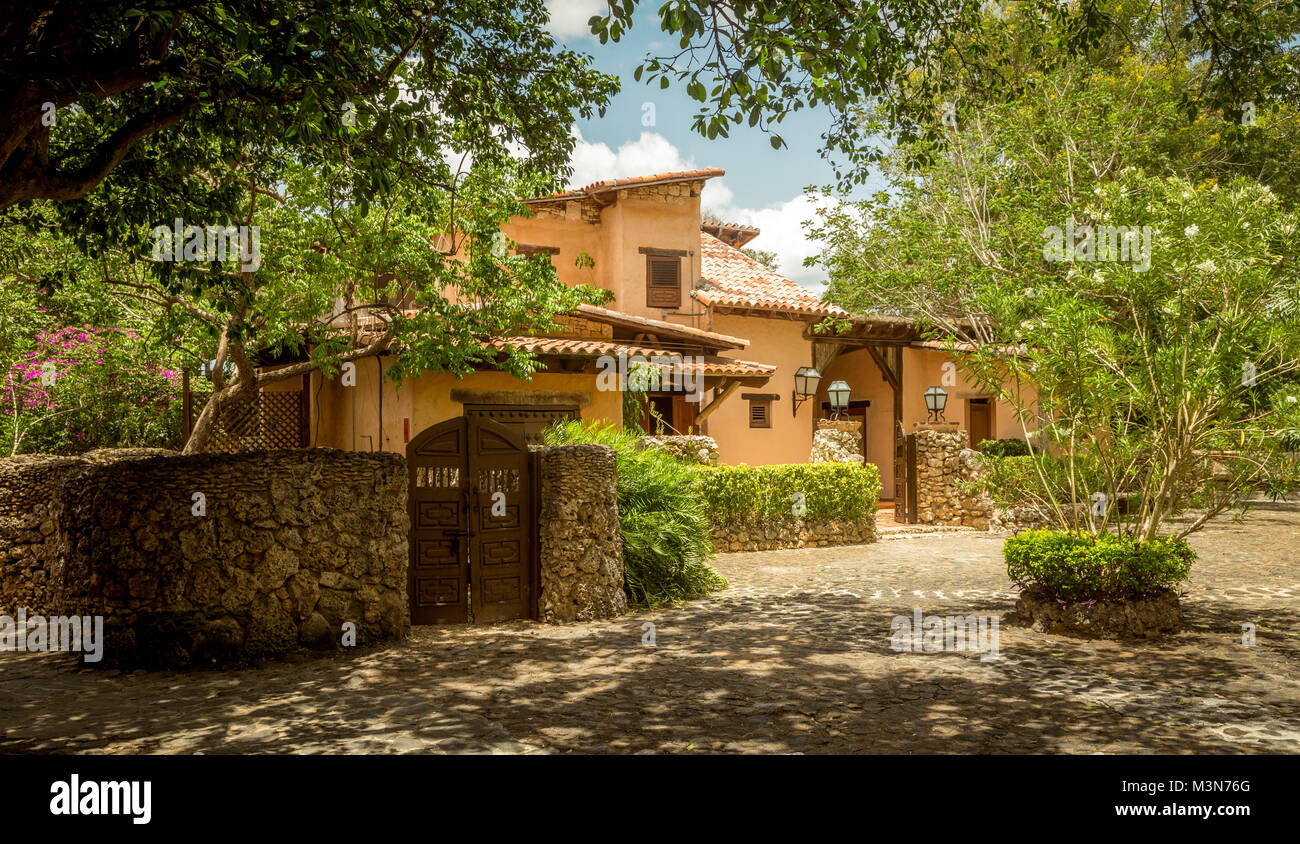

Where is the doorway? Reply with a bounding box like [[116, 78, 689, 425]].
[[406, 416, 536, 624], [968, 398, 991, 449]]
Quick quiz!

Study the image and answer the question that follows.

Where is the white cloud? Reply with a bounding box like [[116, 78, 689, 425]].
[[707, 192, 842, 291], [568, 128, 839, 290], [544, 0, 605, 38], [569, 128, 697, 187]]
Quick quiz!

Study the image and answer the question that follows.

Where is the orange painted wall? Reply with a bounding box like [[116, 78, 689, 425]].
[[502, 187, 705, 326], [706, 313, 818, 465], [820, 346, 1036, 499], [817, 347, 895, 493], [310, 357, 621, 453]]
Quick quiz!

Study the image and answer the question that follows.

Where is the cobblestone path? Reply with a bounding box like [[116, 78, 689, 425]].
[[2, 503, 1296, 754]]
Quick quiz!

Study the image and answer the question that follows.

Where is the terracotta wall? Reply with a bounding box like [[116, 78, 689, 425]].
[[818, 347, 1037, 499], [502, 183, 706, 326], [706, 313, 818, 466], [310, 359, 622, 453]]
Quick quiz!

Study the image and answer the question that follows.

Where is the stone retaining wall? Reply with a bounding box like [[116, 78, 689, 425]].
[[990, 502, 1092, 533], [2, 449, 408, 667], [533, 444, 626, 622], [640, 435, 719, 465], [0, 455, 89, 614], [710, 517, 877, 552], [3, 442, 627, 663]]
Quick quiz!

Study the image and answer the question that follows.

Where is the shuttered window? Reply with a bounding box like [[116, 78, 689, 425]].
[[646, 255, 681, 308], [748, 399, 772, 429]]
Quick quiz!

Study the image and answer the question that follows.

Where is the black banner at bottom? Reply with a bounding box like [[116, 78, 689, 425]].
[[1, 754, 1289, 833]]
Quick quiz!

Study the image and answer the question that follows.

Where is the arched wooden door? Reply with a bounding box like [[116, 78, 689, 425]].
[[407, 416, 534, 624]]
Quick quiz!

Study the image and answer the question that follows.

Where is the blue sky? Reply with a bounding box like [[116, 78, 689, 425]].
[[543, 0, 864, 288]]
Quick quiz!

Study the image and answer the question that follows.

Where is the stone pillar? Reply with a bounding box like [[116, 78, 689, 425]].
[[534, 444, 626, 622], [912, 424, 992, 529], [810, 419, 863, 463]]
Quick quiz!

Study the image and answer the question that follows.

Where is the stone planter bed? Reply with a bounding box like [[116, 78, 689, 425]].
[[1012, 588, 1185, 639]]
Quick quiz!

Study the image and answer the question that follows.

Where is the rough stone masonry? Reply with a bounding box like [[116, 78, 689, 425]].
[[533, 443, 627, 622], [912, 426, 994, 530], [1, 448, 409, 667]]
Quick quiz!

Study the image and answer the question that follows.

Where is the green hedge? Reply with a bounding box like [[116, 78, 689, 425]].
[[1004, 529, 1194, 602], [692, 462, 882, 526], [976, 437, 1031, 457]]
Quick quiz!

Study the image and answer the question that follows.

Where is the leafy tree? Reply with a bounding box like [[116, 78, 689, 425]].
[[3, 2, 623, 455], [1, 1, 617, 238], [0, 324, 183, 455], [592, 0, 1300, 187], [741, 248, 779, 271], [2, 159, 609, 454], [0, 235, 190, 454], [813, 32, 1300, 541]]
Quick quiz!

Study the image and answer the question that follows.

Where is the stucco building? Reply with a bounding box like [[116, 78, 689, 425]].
[[243, 168, 1029, 504]]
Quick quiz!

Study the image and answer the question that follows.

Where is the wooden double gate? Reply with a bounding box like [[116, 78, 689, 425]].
[[406, 417, 537, 624]]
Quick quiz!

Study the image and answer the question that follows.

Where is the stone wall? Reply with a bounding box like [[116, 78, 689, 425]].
[[2, 448, 408, 667], [0, 456, 90, 615], [640, 434, 719, 465], [0, 449, 182, 616], [990, 502, 1091, 534], [912, 426, 993, 529], [534, 444, 626, 623], [711, 517, 877, 552], [810, 420, 864, 463]]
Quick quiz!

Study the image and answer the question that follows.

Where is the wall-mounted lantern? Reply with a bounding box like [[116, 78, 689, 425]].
[[792, 366, 822, 416], [924, 385, 948, 422], [827, 380, 851, 419]]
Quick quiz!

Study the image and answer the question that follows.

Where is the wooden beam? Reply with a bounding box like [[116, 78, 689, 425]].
[[695, 379, 742, 424], [865, 344, 901, 392]]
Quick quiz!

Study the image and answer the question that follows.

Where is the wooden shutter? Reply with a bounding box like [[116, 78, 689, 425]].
[[646, 256, 681, 308], [748, 399, 771, 429]]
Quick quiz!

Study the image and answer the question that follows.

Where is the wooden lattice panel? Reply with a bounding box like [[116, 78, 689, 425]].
[[207, 390, 303, 453]]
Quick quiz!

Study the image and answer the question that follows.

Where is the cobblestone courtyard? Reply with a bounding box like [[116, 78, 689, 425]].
[[2, 503, 1297, 754]]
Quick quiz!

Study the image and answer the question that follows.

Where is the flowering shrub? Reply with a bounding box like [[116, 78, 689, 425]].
[[1, 324, 183, 454]]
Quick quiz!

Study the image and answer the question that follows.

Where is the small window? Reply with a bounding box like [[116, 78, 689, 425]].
[[748, 399, 772, 429], [646, 255, 681, 308]]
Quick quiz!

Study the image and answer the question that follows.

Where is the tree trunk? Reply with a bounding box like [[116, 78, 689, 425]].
[[181, 378, 256, 454]]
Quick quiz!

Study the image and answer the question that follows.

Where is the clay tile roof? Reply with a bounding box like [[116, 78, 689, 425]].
[[527, 168, 725, 203], [486, 336, 775, 379], [578, 168, 724, 194], [696, 232, 843, 316], [701, 220, 762, 249], [575, 303, 748, 350]]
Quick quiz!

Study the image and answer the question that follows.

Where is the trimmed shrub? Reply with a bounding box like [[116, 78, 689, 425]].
[[542, 420, 725, 606], [976, 437, 1031, 457], [968, 453, 1106, 510], [1004, 529, 1194, 602], [691, 461, 882, 527]]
